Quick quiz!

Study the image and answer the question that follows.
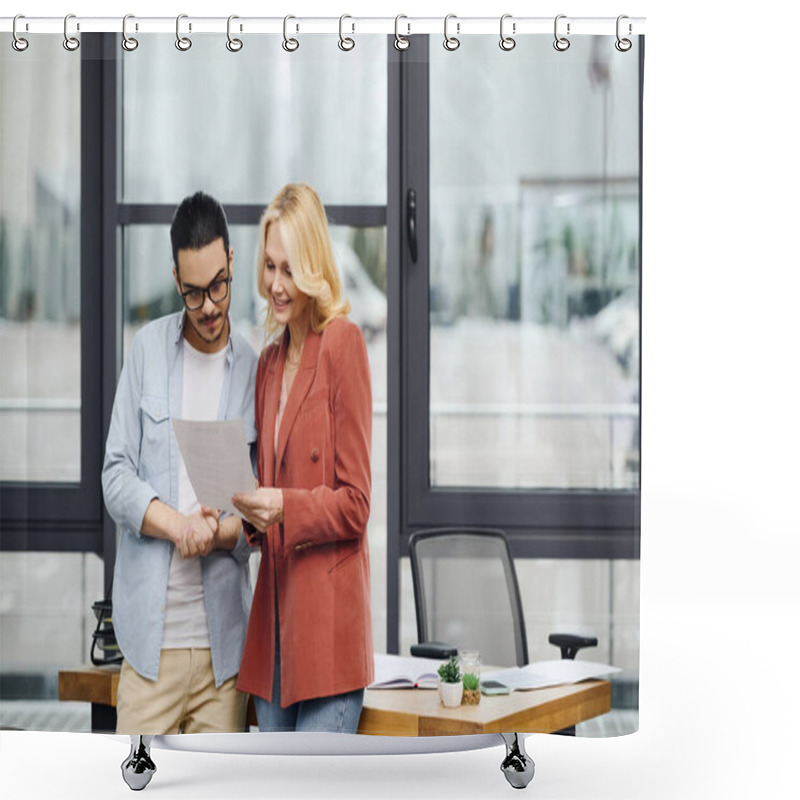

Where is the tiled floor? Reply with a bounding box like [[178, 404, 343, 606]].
[[0, 700, 91, 732], [1, 699, 637, 737]]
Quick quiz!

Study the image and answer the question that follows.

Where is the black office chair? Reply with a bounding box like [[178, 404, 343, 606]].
[[408, 527, 597, 668]]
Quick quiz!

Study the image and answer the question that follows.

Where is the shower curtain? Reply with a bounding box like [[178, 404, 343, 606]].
[[0, 10, 642, 753]]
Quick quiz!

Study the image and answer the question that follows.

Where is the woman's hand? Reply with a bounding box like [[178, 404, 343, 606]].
[[232, 487, 284, 532]]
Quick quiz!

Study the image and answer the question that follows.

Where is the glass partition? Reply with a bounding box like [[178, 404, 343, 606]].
[[120, 35, 387, 206], [0, 37, 81, 483], [428, 35, 640, 490]]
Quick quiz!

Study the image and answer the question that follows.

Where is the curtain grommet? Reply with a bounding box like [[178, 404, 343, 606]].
[[175, 14, 192, 51], [63, 13, 80, 52], [283, 15, 299, 52], [12, 14, 29, 52], [499, 14, 516, 51], [394, 15, 410, 51], [615, 15, 632, 52], [226, 15, 243, 52], [443, 14, 460, 51], [122, 14, 139, 52], [553, 14, 570, 52], [338, 14, 355, 51]]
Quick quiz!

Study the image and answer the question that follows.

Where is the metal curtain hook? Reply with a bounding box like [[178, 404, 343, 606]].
[[227, 15, 243, 52], [283, 15, 299, 52], [553, 14, 570, 51], [63, 13, 80, 51], [499, 14, 516, 51], [12, 14, 29, 52], [122, 14, 139, 51], [443, 14, 460, 51], [338, 14, 355, 51], [615, 15, 632, 52], [394, 14, 410, 50], [176, 14, 192, 51]]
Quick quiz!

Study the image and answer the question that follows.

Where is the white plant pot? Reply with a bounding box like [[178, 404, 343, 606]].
[[438, 679, 463, 708]]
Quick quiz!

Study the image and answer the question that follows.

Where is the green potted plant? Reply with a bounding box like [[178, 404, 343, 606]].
[[462, 671, 481, 705], [437, 655, 463, 707]]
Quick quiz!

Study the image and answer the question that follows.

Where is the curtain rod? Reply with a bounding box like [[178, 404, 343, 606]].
[[1, 16, 646, 37]]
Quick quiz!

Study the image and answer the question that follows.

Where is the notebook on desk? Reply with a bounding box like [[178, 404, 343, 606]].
[[369, 653, 444, 689]]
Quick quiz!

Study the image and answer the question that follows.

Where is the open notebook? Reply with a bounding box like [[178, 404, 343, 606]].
[[369, 654, 444, 689], [369, 654, 621, 691]]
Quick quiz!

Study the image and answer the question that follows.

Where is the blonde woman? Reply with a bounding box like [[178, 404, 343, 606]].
[[233, 183, 373, 732]]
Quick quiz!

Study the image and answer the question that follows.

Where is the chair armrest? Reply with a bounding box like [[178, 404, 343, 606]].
[[548, 633, 598, 660], [410, 641, 458, 659]]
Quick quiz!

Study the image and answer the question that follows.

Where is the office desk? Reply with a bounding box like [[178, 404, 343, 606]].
[[59, 665, 610, 735], [360, 680, 610, 736]]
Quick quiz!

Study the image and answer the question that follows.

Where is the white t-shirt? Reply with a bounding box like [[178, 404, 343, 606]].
[[161, 339, 227, 649]]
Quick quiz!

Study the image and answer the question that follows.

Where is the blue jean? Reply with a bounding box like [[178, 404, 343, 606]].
[[253, 620, 364, 733]]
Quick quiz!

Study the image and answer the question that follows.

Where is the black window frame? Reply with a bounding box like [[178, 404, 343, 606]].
[[386, 38, 644, 653], [1, 36, 117, 573]]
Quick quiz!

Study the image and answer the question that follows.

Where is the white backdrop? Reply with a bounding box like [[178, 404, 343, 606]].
[[2, 1, 799, 798]]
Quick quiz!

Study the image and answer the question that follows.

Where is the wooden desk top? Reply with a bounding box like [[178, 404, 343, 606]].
[[59, 666, 610, 737], [360, 680, 610, 736], [60, 664, 120, 707]]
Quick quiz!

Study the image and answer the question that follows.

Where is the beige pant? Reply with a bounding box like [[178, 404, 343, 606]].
[[116, 649, 248, 734]]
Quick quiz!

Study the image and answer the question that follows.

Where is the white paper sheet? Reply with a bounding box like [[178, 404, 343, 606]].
[[482, 659, 621, 691], [171, 418, 255, 513]]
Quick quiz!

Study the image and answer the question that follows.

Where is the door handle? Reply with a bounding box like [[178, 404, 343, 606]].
[[406, 188, 418, 264]]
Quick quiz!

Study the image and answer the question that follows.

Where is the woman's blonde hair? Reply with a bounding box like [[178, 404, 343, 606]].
[[256, 182, 350, 339]]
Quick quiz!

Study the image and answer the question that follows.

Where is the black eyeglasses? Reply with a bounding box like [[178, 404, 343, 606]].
[[179, 273, 232, 311]]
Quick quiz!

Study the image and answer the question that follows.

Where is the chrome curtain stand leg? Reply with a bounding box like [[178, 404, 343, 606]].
[[121, 735, 156, 791], [500, 733, 535, 789]]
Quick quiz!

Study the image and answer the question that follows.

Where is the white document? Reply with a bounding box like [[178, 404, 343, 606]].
[[482, 660, 621, 691], [171, 418, 255, 514]]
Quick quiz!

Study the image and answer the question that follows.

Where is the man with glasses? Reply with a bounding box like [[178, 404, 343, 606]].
[[102, 191, 258, 735]]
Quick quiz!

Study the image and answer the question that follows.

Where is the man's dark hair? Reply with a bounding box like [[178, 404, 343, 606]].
[[170, 191, 230, 272]]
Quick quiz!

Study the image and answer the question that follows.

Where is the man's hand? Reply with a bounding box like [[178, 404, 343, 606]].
[[174, 509, 219, 558]]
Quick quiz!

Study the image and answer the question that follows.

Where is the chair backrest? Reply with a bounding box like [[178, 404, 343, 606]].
[[408, 528, 528, 668]]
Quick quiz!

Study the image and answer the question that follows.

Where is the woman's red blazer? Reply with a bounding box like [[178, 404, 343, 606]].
[[237, 317, 374, 707]]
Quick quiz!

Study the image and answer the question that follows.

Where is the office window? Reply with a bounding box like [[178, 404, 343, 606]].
[[0, 38, 81, 483], [396, 36, 641, 556], [120, 35, 386, 205], [117, 32, 389, 343], [1, 39, 109, 731], [428, 35, 640, 491]]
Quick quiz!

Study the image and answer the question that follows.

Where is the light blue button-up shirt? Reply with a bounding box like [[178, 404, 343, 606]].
[[102, 311, 258, 686]]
